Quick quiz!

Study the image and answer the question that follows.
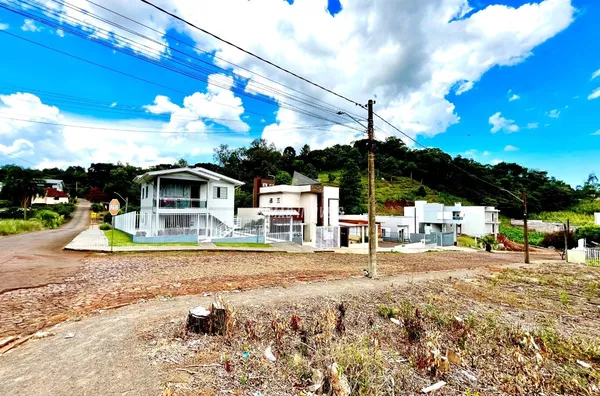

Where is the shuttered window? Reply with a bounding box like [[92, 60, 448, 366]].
[[213, 186, 228, 199]]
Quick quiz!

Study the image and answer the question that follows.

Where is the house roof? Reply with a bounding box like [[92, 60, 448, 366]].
[[133, 167, 244, 186], [44, 179, 63, 184], [292, 171, 320, 186], [46, 187, 68, 198]]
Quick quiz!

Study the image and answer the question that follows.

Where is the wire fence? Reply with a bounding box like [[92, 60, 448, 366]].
[[586, 248, 600, 266]]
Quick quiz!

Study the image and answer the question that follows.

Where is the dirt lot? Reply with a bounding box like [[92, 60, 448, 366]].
[[148, 262, 600, 395], [0, 250, 554, 338]]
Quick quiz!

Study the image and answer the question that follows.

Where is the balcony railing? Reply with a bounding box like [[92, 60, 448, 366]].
[[154, 198, 207, 209]]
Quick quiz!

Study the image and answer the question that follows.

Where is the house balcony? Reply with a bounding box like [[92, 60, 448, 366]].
[[436, 212, 463, 222], [153, 198, 207, 211]]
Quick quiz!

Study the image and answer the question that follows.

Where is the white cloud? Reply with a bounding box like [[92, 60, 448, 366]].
[[0, 19, 8, 30], [592, 69, 600, 80], [21, 19, 42, 33], [504, 144, 519, 151], [591, 130, 600, 136], [482, 150, 490, 156], [461, 148, 477, 157], [547, 109, 560, 118], [491, 159, 502, 165], [508, 93, 520, 101], [527, 122, 539, 129], [588, 88, 600, 100], [2, 0, 577, 153], [56, 29, 65, 38], [0, 139, 35, 157], [489, 112, 519, 133], [110, 102, 117, 108]]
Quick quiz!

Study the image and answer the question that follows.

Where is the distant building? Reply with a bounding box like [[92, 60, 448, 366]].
[[43, 179, 65, 192], [32, 187, 69, 205]]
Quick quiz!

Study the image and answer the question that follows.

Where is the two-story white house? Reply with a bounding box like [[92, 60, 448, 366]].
[[132, 167, 243, 240]]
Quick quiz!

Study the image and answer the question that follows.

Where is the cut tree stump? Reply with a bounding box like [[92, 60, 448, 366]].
[[210, 301, 227, 336], [186, 306, 211, 334]]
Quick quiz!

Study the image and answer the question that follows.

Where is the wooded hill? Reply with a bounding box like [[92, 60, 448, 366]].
[[1, 137, 598, 218]]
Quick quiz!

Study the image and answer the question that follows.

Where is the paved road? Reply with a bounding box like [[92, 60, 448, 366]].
[[0, 201, 91, 293]]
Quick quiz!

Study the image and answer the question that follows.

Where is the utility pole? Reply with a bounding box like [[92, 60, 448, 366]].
[[522, 191, 530, 264], [367, 99, 377, 278], [564, 218, 570, 262]]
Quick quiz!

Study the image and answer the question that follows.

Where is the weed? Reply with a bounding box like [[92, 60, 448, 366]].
[[331, 337, 385, 395], [377, 304, 398, 319], [558, 290, 570, 307], [585, 282, 599, 301]]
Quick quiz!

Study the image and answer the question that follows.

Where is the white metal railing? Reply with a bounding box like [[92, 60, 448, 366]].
[[113, 211, 138, 234], [266, 222, 303, 242], [153, 198, 207, 209], [586, 248, 600, 265]]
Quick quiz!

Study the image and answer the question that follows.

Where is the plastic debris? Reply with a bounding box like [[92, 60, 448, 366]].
[[328, 363, 351, 396], [460, 370, 477, 382], [33, 331, 55, 339], [264, 345, 276, 362], [421, 380, 446, 393], [390, 318, 401, 325], [307, 368, 324, 392], [577, 360, 592, 369], [242, 352, 250, 358], [64, 333, 75, 339]]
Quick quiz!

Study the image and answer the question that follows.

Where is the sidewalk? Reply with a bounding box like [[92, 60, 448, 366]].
[[64, 229, 315, 253]]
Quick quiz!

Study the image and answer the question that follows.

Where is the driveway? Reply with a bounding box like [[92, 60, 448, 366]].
[[0, 201, 91, 293]]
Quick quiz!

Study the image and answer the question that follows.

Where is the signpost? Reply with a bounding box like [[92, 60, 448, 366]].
[[109, 199, 120, 252]]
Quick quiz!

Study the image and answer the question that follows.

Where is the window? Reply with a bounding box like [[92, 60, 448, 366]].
[[213, 186, 228, 199], [277, 198, 281, 203], [145, 186, 149, 199]]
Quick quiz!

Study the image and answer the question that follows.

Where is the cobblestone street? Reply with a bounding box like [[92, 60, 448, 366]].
[[0, 250, 557, 337]]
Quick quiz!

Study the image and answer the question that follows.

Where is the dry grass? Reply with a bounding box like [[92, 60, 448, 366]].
[[144, 263, 600, 395]]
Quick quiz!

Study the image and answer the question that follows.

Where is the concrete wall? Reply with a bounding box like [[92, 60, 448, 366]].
[[461, 206, 486, 236], [132, 233, 198, 244], [211, 236, 266, 244], [237, 208, 262, 220], [595, 212, 600, 226], [324, 186, 340, 226]]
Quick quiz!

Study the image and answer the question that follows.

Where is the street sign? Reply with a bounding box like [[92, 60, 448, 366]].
[[109, 199, 120, 216]]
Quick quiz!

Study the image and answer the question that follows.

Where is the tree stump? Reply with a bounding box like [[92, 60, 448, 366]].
[[186, 306, 211, 334], [210, 301, 227, 336]]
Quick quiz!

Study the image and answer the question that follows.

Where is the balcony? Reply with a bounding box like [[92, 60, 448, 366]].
[[436, 211, 463, 222], [154, 198, 207, 210]]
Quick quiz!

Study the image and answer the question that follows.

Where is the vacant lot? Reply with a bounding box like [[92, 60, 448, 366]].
[[0, 250, 552, 338], [149, 263, 600, 395]]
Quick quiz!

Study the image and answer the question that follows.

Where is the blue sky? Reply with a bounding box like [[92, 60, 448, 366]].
[[0, 0, 598, 187]]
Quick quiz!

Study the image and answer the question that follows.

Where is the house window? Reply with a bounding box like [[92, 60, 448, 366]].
[[277, 198, 281, 203], [213, 186, 228, 199], [145, 186, 149, 199]]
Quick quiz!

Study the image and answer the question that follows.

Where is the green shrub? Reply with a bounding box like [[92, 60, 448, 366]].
[[99, 222, 112, 230], [499, 223, 545, 246], [0, 200, 11, 208], [0, 207, 35, 220], [328, 173, 337, 183], [91, 203, 103, 212], [529, 211, 594, 226], [575, 225, 600, 245], [0, 219, 44, 235], [540, 230, 576, 250], [103, 212, 113, 224], [35, 210, 64, 229], [51, 203, 75, 218]]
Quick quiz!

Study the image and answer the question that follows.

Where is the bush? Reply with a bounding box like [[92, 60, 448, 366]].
[[0, 207, 35, 220], [0, 219, 44, 235], [328, 173, 337, 183], [575, 225, 600, 245], [91, 203, 103, 212], [99, 222, 112, 230], [35, 210, 64, 229], [540, 230, 576, 250], [0, 200, 11, 208], [52, 203, 76, 218], [415, 185, 427, 197], [103, 212, 113, 224]]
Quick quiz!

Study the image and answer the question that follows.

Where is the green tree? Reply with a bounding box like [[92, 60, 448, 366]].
[[0, 166, 43, 220], [176, 158, 189, 168], [328, 173, 337, 183], [302, 163, 319, 180], [275, 171, 292, 185], [339, 160, 363, 214]]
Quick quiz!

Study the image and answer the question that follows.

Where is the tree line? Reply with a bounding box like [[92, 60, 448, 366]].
[[1, 137, 598, 218]]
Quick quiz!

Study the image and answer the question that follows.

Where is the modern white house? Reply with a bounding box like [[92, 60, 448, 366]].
[[122, 167, 244, 242], [340, 200, 500, 245], [43, 179, 65, 192], [238, 172, 340, 244]]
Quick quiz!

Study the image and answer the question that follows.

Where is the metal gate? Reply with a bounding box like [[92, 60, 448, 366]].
[[315, 226, 340, 249]]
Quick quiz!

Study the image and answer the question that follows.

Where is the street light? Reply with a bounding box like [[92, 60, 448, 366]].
[[113, 192, 128, 213]]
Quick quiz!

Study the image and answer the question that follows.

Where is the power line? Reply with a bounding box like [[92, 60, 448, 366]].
[[372, 111, 523, 202], [139, 0, 364, 108], [0, 150, 38, 166]]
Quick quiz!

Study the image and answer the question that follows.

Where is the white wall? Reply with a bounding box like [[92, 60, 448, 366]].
[[324, 186, 340, 226], [259, 191, 302, 208], [207, 181, 235, 225], [595, 212, 600, 226], [140, 182, 154, 210]]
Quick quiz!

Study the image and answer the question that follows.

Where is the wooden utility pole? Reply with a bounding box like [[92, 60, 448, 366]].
[[564, 219, 570, 262], [522, 191, 530, 264], [367, 99, 377, 278]]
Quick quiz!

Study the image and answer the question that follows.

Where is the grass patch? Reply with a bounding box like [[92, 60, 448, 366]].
[[0, 219, 45, 235], [103, 229, 198, 247], [457, 235, 478, 248], [499, 217, 545, 246], [213, 242, 270, 248], [529, 211, 594, 226]]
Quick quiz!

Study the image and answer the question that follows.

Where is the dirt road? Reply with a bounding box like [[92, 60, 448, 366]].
[[0, 263, 535, 396], [0, 201, 90, 293]]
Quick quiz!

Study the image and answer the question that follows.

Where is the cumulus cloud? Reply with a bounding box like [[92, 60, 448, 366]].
[[591, 130, 600, 136], [0, 18, 8, 30], [527, 122, 539, 129], [482, 150, 490, 156], [504, 144, 519, 151], [56, 29, 65, 37], [21, 19, 42, 32], [588, 88, 600, 100], [508, 93, 520, 101], [592, 69, 600, 80], [547, 109, 561, 118], [0, 139, 35, 157], [2, 0, 577, 154], [489, 112, 519, 133], [491, 159, 502, 165]]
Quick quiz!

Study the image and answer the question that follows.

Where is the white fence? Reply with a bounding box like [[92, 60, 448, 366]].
[[266, 221, 303, 243], [315, 226, 340, 249], [586, 248, 600, 265]]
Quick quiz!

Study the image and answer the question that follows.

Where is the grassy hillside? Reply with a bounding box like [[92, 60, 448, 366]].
[[318, 171, 469, 214], [529, 211, 595, 226]]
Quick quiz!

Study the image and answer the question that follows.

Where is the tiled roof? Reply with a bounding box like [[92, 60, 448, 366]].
[[46, 187, 68, 198]]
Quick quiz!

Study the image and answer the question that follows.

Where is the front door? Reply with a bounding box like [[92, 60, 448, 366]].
[[340, 227, 349, 247]]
